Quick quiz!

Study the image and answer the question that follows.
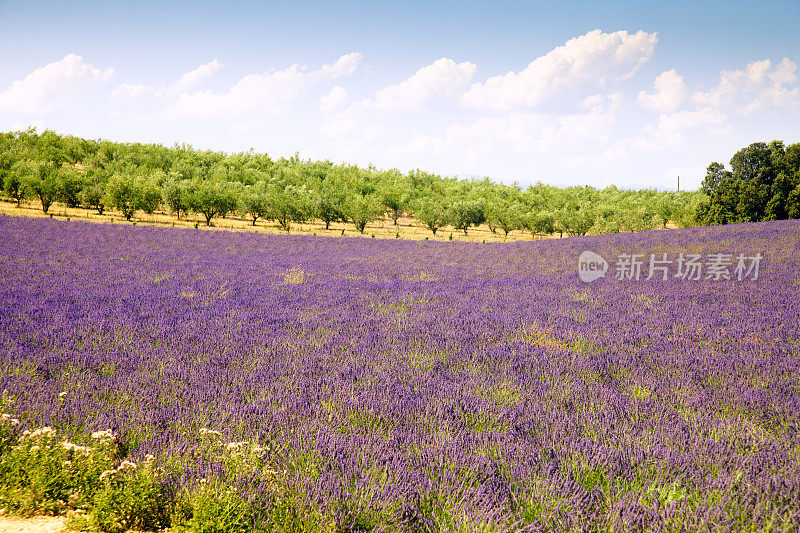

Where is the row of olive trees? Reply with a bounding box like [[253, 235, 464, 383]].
[[2, 158, 702, 236], [3, 161, 162, 220], [1, 128, 704, 237]]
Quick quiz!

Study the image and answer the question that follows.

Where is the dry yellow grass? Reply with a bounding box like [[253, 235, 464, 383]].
[[0, 199, 562, 243], [0, 516, 66, 533]]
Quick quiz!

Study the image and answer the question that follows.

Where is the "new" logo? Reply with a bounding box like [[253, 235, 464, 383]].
[[578, 251, 608, 283]]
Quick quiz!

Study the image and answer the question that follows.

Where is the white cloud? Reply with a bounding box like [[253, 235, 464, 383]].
[[637, 69, 688, 112], [371, 58, 477, 111], [166, 59, 222, 96], [320, 85, 348, 112], [0, 53, 113, 115], [580, 93, 605, 110], [649, 108, 725, 143], [110, 60, 223, 102], [320, 53, 363, 78], [556, 92, 621, 140], [604, 107, 727, 159], [320, 117, 357, 138], [694, 57, 800, 114], [460, 29, 657, 111], [383, 92, 622, 174], [111, 83, 151, 99], [165, 52, 363, 119]]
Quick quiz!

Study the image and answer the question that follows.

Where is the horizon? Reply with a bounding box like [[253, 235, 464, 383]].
[[1, 0, 798, 191]]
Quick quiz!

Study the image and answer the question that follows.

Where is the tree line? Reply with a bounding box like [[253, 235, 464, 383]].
[[696, 140, 800, 224], [1, 129, 794, 238]]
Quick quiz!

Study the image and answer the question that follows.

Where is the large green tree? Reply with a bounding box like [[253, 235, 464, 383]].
[[105, 174, 140, 220], [23, 162, 62, 214], [344, 194, 383, 234], [186, 180, 227, 226], [239, 184, 271, 226], [4, 161, 27, 207], [449, 200, 486, 235], [696, 141, 800, 224]]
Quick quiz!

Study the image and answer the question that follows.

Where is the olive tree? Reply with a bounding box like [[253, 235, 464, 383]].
[[4, 162, 27, 207], [104, 174, 140, 220], [163, 179, 189, 220], [186, 180, 226, 226], [414, 198, 448, 236], [23, 162, 62, 214], [343, 194, 383, 234], [239, 183, 271, 226], [449, 200, 486, 235]]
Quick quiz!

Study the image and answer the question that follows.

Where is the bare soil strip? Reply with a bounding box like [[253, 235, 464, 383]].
[[0, 199, 571, 242], [0, 517, 66, 533]]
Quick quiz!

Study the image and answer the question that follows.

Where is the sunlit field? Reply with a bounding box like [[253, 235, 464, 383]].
[[1, 215, 799, 531]]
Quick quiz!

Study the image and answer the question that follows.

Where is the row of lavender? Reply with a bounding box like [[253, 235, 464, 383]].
[[1, 215, 799, 530]]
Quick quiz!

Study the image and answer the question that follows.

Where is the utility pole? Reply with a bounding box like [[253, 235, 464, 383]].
[[677, 175, 680, 192]]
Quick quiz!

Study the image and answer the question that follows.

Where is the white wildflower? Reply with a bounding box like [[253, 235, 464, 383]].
[[91, 429, 115, 442], [23, 427, 56, 441], [118, 460, 137, 471], [61, 441, 90, 454]]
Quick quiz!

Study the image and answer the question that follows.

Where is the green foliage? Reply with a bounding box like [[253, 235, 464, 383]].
[[0, 127, 723, 237], [0, 417, 118, 516], [80, 182, 107, 215], [270, 185, 315, 232], [0, 415, 168, 531], [788, 183, 800, 219], [415, 198, 448, 235], [21, 161, 61, 214], [696, 141, 800, 224], [137, 177, 163, 215], [239, 183, 271, 226], [216, 184, 240, 219], [344, 193, 383, 234], [525, 211, 555, 236], [171, 481, 254, 533], [104, 174, 140, 220], [313, 182, 346, 230], [4, 162, 26, 206], [494, 201, 528, 237], [449, 199, 486, 235], [555, 203, 595, 236], [92, 459, 171, 533], [186, 180, 228, 226], [378, 173, 410, 225], [57, 166, 83, 208], [163, 178, 189, 219]]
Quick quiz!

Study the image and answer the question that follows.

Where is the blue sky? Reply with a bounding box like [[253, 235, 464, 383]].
[[1, 0, 798, 190]]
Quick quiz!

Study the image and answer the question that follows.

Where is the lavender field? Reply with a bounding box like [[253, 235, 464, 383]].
[[1, 214, 799, 531]]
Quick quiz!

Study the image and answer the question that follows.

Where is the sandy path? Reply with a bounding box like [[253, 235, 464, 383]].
[[0, 517, 66, 533]]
